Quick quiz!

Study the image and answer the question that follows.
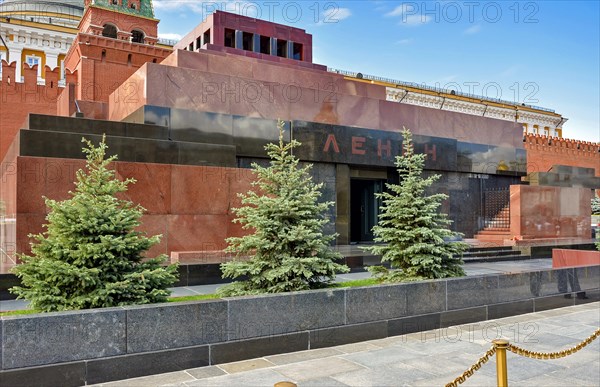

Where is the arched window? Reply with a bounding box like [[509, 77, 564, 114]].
[[131, 29, 145, 44], [102, 24, 117, 39], [131, 3, 137, 10], [127, 54, 132, 66]]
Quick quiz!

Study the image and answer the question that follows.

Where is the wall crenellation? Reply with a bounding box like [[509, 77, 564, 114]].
[[0, 60, 78, 161], [524, 133, 599, 153], [0, 60, 77, 92], [524, 133, 600, 177]]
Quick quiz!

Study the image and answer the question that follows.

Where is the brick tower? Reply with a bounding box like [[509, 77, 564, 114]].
[[80, 0, 159, 44], [63, 0, 171, 115]]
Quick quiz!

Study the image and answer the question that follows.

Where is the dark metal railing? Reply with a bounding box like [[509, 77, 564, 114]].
[[483, 188, 510, 229]]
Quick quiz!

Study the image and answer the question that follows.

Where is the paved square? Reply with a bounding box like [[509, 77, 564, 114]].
[[93, 302, 600, 387]]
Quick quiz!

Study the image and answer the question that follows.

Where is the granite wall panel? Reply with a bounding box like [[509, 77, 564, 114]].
[[125, 301, 228, 353], [291, 120, 524, 176], [533, 294, 576, 311], [405, 280, 446, 315], [488, 300, 534, 320], [0, 362, 87, 387], [2, 309, 126, 369], [226, 289, 345, 340], [440, 306, 488, 327], [552, 249, 600, 268], [210, 332, 308, 365], [345, 285, 408, 324], [335, 164, 350, 244], [170, 109, 233, 145], [108, 63, 149, 122], [309, 321, 388, 349], [387, 313, 441, 337], [86, 345, 210, 385], [233, 116, 290, 157], [529, 269, 579, 297], [19, 130, 182, 165], [11, 155, 254, 259], [575, 265, 600, 291], [166, 214, 230, 252], [116, 162, 172, 215], [170, 165, 231, 215], [496, 273, 538, 301], [510, 185, 592, 239], [446, 276, 499, 310]]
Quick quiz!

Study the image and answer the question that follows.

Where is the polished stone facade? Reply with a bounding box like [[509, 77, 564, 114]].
[[134, 107, 524, 239], [5, 93, 589, 262]]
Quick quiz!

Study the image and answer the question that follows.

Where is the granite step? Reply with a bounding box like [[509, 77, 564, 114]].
[[461, 254, 530, 263]]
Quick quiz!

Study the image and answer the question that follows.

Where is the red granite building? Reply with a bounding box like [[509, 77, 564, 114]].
[[1, 2, 598, 274]]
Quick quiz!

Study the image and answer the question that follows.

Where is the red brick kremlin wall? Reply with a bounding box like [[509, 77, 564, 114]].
[[524, 133, 600, 176], [0, 61, 77, 161]]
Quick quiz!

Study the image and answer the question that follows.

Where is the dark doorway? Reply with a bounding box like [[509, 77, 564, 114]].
[[350, 179, 383, 243]]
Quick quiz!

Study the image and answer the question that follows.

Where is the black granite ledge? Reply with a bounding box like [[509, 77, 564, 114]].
[[18, 130, 237, 167], [1, 266, 598, 386], [26, 114, 169, 141]]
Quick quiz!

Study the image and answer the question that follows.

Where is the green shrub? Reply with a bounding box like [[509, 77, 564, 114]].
[[11, 136, 178, 311], [364, 128, 467, 282], [218, 121, 348, 296]]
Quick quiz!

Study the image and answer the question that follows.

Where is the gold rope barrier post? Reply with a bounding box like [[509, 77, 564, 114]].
[[493, 339, 510, 387], [446, 327, 600, 387]]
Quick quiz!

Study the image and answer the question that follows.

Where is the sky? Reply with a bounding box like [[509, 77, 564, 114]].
[[153, 0, 600, 143]]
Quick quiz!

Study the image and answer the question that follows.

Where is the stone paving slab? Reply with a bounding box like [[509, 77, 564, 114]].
[[266, 348, 344, 366], [296, 377, 349, 386], [184, 366, 227, 380], [274, 357, 366, 381], [99, 370, 196, 387], [217, 359, 275, 374], [92, 302, 600, 387]]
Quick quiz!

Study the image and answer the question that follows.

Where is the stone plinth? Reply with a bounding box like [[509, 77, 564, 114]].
[[552, 249, 600, 268], [510, 185, 592, 240]]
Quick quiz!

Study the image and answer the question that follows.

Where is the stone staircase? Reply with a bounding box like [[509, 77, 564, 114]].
[[458, 246, 529, 263], [474, 204, 512, 245]]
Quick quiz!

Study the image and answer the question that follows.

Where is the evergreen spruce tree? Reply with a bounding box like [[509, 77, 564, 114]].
[[218, 121, 349, 296], [592, 196, 600, 251], [592, 196, 600, 215], [364, 128, 467, 281], [11, 136, 178, 312]]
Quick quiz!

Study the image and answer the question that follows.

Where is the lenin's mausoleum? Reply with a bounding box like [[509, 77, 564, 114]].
[[1, 1, 600, 385], [1, 0, 599, 275]]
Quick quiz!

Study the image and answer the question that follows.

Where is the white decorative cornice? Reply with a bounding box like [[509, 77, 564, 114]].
[[386, 87, 565, 136]]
